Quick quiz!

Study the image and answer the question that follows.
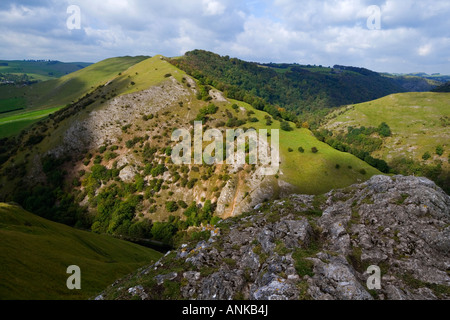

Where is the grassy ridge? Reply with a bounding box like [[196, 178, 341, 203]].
[[325, 92, 450, 163], [0, 60, 92, 82], [231, 100, 381, 194], [0, 56, 149, 138], [0, 203, 162, 300]]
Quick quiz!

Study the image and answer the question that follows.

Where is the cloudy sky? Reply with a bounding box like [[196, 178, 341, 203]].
[[0, 0, 449, 74]]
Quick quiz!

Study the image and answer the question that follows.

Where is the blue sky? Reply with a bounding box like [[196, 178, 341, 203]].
[[0, 0, 449, 74]]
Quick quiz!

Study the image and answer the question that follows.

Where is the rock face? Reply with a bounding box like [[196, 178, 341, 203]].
[[97, 175, 450, 300]]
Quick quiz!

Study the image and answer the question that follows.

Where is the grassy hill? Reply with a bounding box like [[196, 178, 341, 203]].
[[0, 203, 162, 300], [0, 60, 92, 82], [0, 56, 148, 138], [323, 92, 449, 192], [0, 54, 382, 255]]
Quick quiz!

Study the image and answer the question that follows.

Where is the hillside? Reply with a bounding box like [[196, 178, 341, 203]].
[[432, 82, 450, 92], [170, 50, 407, 122], [0, 55, 380, 250], [97, 175, 450, 300], [0, 60, 92, 83], [382, 74, 441, 92], [0, 56, 148, 138], [322, 92, 450, 193], [0, 203, 162, 300]]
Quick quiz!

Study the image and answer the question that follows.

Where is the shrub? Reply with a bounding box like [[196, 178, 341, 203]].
[[280, 121, 293, 132], [165, 201, 179, 213], [422, 152, 431, 160], [359, 169, 367, 175], [298, 147, 305, 153], [436, 146, 444, 156], [311, 147, 318, 153]]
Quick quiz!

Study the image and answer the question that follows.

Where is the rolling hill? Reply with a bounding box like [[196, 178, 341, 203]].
[[0, 202, 162, 300], [0, 60, 92, 82], [0, 54, 381, 250], [0, 56, 149, 138], [323, 92, 450, 193], [170, 50, 408, 120]]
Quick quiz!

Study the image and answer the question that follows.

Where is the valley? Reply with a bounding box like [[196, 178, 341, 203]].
[[0, 52, 448, 301]]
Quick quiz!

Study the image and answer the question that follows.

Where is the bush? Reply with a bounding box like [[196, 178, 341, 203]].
[[436, 146, 444, 156], [311, 147, 318, 154], [280, 121, 293, 132], [288, 148, 293, 152], [359, 169, 367, 175], [298, 147, 305, 153], [165, 201, 179, 213], [378, 122, 392, 137], [422, 152, 431, 160]]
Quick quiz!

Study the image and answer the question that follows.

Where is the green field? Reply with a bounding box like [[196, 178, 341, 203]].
[[0, 56, 149, 138], [324, 92, 450, 164], [0, 60, 92, 81], [0, 203, 162, 300]]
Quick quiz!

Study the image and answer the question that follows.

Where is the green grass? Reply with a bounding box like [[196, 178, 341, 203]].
[[0, 107, 63, 138], [325, 92, 450, 165], [0, 60, 92, 80], [230, 99, 381, 194], [0, 97, 26, 113], [106, 55, 187, 96], [0, 56, 148, 138], [0, 203, 162, 300]]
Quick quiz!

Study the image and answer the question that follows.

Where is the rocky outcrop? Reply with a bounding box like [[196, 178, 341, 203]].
[[97, 182, 449, 300]]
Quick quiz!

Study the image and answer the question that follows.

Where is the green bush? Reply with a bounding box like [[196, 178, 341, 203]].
[[422, 151, 431, 160], [165, 201, 179, 213]]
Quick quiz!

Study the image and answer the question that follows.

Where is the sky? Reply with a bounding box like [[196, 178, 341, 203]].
[[0, 0, 449, 74]]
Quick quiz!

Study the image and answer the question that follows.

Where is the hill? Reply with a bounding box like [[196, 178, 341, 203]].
[[322, 92, 450, 193], [432, 82, 450, 92], [97, 175, 450, 300], [170, 50, 407, 124], [0, 55, 381, 250], [0, 56, 149, 138], [0, 202, 162, 300], [0, 60, 91, 83]]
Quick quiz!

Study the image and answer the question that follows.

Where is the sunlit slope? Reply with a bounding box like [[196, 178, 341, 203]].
[[0, 203, 162, 300], [324, 92, 450, 164], [231, 100, 381, 194], [0, 56, 148, 138]]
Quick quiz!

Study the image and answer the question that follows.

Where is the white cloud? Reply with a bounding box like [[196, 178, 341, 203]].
[[202, 0, 226, 16], [418, 44, 432, 57], [0, 0, 448, 73]]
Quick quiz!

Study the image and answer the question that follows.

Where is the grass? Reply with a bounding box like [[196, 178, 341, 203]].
[[229, 99, 381, 195], [0, 106, 63, 138], [325, 92, 450, 166], [0, 203, 162, 300], [0, 56, 148, 138], [0, 60, 92, 80]]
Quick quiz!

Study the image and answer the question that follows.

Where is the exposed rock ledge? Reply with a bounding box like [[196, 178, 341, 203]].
[[97, 175, 450, 300]]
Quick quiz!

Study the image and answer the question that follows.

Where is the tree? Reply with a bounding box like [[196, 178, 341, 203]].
[[378, 122, 392, 137], [436, 145, 444, 156], [280, 121, 293, 132]]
